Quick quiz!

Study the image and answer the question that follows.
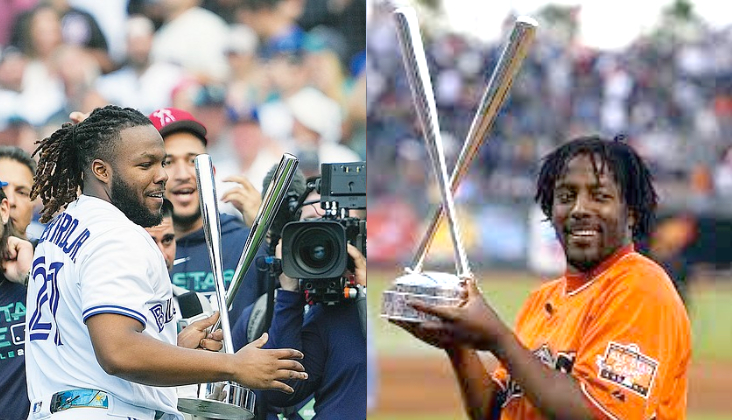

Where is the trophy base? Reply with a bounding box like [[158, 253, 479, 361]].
[[178, 382, 256, 420], [381, 271, 463, 323], [381, 290, 460, 323]]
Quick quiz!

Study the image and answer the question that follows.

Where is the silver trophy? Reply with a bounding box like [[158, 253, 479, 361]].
[[177, 154, 298, 419], [381, 4, 537, 322]]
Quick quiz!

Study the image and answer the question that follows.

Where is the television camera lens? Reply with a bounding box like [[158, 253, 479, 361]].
[[291, 225, 344, 276]]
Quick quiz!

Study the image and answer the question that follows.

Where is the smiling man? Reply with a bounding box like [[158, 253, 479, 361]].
[[26, 105, 307, 420], [148, 107, 268, 325], [395, 135, 691, 420]]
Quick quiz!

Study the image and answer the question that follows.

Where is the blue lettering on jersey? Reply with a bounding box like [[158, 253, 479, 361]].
[[38, 213, 91, 263], [149, 298, 176, 332]]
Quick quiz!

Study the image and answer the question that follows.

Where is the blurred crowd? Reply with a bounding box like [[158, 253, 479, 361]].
[[366, 2, 732, 219], [0, 0, 366, 233]]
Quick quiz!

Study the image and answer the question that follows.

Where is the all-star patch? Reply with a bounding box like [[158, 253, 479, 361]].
[[596, 342, 658, 398]]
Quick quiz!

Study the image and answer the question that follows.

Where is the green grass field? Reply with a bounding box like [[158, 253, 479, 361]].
[[367, 268, 732, 418], [368, 269, 732, 361]]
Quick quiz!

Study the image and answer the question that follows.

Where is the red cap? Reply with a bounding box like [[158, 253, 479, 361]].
[[148, 108, 207, 145]]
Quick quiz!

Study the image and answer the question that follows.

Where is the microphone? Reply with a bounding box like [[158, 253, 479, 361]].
[[176, 290, 212, 332], [178, 291, 204, 319]]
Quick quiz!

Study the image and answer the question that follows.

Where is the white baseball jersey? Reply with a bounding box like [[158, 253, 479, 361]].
[[25, 195, 182, 418]]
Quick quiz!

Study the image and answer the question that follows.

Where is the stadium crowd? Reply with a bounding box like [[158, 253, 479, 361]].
[[366, 2, 732, 266], [0, 0, 366, 194], [366, 1, 732, 267]]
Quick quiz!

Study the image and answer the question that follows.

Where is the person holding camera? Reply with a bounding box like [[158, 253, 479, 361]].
[[261, 189, 367, 420], [230, 181, 367, 420]]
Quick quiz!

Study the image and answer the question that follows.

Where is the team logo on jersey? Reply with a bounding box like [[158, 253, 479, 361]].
[[149, 298, 176, 332], [595, 342, 658, 398]]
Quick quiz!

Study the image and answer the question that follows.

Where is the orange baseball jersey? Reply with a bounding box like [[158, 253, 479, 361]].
[[492, 244, 691, 420]]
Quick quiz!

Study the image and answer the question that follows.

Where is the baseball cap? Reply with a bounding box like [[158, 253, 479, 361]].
[[148, 108, 208, 145]]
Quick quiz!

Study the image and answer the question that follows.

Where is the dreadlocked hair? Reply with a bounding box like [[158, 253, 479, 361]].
[[534, 134, 658, 241], [31, 105, 153, 223]]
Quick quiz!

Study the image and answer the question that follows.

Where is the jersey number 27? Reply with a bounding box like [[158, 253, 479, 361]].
[[28, 256, 64, 345]]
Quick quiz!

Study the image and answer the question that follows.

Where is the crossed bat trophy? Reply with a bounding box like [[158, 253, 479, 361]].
[[182, 5, 537, 417], [177, 153, 299, 419], [380, 4, 538, 322]]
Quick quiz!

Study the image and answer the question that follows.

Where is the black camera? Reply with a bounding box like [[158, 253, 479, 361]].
[[281, 162, 366, 305]]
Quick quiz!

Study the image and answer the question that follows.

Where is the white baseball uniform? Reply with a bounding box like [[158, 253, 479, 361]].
[[26, 195, 182, 420]]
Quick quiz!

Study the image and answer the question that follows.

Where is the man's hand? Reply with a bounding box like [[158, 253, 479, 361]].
[[2, 236, 33, 285], [346, 244, 366, 287], [69, 111, 90, 124], [275, 239, 299, 291], [410, 277, 513, 352], [220, 175, 262, 226], [177, 312, 224, 351], [232, 333, 307, 393], [389, 318, 462, 349]]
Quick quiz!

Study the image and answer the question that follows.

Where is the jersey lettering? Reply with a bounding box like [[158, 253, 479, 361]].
[[38, 213, 91, 263], [149, 298, 177, 332], [28, 257, 65, 345], [171, 269, 235, 292]]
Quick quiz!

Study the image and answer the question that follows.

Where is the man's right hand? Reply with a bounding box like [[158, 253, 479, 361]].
[[232, 332, 307, 393], [275, 239, 299, 291]]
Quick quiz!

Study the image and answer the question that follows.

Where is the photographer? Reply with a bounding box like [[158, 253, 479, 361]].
[[262, 189, 366, 420], [231, 163, 368, 420]]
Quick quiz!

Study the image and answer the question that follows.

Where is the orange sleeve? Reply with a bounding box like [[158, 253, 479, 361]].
[[571, 265, 689, 420], [492, 285, 551, 390]]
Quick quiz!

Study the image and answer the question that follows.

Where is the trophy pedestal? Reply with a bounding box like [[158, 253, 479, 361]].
[[381, 271, 462, 323], [178, 382, 256, 420]]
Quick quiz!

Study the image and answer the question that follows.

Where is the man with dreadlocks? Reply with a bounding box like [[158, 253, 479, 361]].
[[394, 135, 691, 420], [25, 105, 307, 420]]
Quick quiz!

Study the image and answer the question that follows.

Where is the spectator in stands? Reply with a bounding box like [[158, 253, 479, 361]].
[[297, 0, 366, 69], [285, 87, 360, 178], [224, 24, 268, 119], [94, 14, 185, 115], [236, 0, 306, 62], [11, 0, 113, 73], [150, 0, 230, 83]]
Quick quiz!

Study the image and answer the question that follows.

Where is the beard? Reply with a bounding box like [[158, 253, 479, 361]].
[[172, 207, 201, 230], [110, 176, 162, 228]]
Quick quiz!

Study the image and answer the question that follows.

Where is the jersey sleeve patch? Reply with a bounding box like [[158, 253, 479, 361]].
[[595, 341, 659, 398]]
